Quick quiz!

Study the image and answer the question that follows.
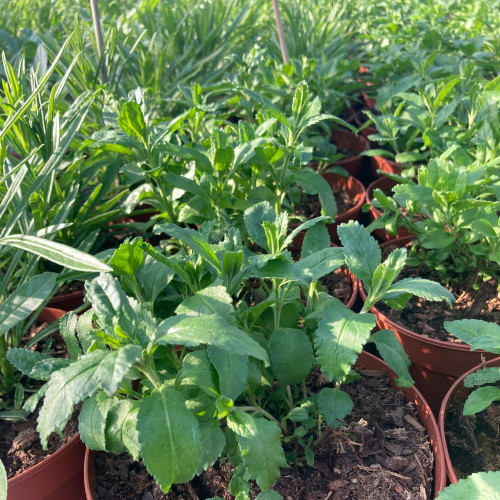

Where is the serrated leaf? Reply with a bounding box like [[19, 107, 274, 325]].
[[195, 419, 226, 475], [23, 384, 48, 413], [105, 399, 140, 459], [315, 301, 376, 382], [384, 278, 455, 305], [79, 392, 115, 451], [227, 411, 287, 491], [463, 386, 500, 415], [437, 470, 500, 500], [464, 368, 500, 388], [283, 216, 331, 251], [301, 222, 330, 258], [0, 273, 56, 336], [318, 388, 353, 427], [118, 101, 147, 139], [244, 202, 276, 251], [207, 346, 249, 401], [179, 351, 219, 396], [369, 330, 414, 387], [7, 348, 69, 380], [138, 386, 201, 492], [136, 254, 175, 304], [0, 235, 111, 272], [295, 247, 344, 282], [444, 320, 500, 354], [269, 328, 314, 385], [176, 282, 235, 321], [337, 221, 380, 286], [59, 312, 82, 360], [156, 314, 269, 366], [369, 248, 407, 302]]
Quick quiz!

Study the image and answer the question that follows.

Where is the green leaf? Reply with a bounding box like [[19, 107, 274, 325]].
[[283, 216, 331, 251], [0, 458, 6, 500], [436, 471, 500, 500], [256, 491, 283, 500], [289, 169, 337, 217], [136, 255, 175, 304], [463, 387, 500, 415], [59, 312, 82, 360], [464, 368, 500, 388], [444, 320, 500, 354], [118, 101, 147, 140], [471, 219, 498, 239], [0, 273, 56, 336], [176, 282, 235, 321], [318, 388, 353, 427], [195, 419, 226, 475], [315, 301, 376, 382], [109, 239, 144, 278], [369, 248, 407, 302], [227, 411, 287, 491], [269, 328, 314, 385], [179, 351, 219, 396], [138, 386, 201, 492], [105, 399, 141, 459], [79, 392, 115, 452], [7, 348, 71, 381], [337, 221, 380, 286], [295, 247, 344, 282], [244, 202, 276, 251], [301, 222, 330, 258], [207, 346, 249, 401], [156, 314, 269, 366], [384, 278, 455, 305], [0, 235, 111, 272], [369, 330, 414, 387]]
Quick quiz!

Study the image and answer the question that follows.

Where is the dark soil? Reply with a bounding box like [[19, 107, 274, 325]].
[[377, 262, 500, 342], [92, 368, 433, 499], [0, 409, 80, 479], [294, 188, 358, 219], [320, 268, 354, 306], [52, 281, 85, 297], [444, 392, 500, 478]]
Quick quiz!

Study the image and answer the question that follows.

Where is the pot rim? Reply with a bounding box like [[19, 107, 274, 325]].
[[438, 356, 500, 483]]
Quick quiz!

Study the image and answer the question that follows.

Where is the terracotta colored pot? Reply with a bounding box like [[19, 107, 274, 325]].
[[357, 351, 447, 497], [330, 129, 369, 178], [369, 155, 402, 177], [38, 307, 67, 323], [84, 351, 446, 499], [344, 270, 359, 310], [360, 237, 498, 416], [365, 176, 412, 241], [354, 110, 377, 139], [7, 433, 86, 500], [438, 356, 500, 484], [48, 290, 84, 312]]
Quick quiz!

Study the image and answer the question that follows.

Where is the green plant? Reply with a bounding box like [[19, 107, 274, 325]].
[[436, 470, 500, 499]]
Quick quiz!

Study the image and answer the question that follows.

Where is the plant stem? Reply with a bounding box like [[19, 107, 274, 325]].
[[286, 385, 294, 409], [238, 405, 282, 429]]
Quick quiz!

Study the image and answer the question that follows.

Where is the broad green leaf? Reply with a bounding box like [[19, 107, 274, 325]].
[[384, 278, 455, 305], [286, 407, 309, 422], [269, 328, 314, 385], [176, 283, 235, 321], [315, 301, 376, 382], [318, 388, 353, 427], [118, 101, 147, 140], [337, 221, 380, 286], [156, 314, 269, 366], [369, 248, 407, 302], [207, 346, 249, 400], [0, 235, 111, 272], [38, 350, 108, 446], [195, 419, 226, 475], [463, 387, 500, 415], [0, 273, 56, 336], [244, 202, 276, 251], [136, 255, 175, 304], [289, 169, 337, 217], [79, 392, 115, 452], [444, 320, 500, 354], [301, 222, 330, 258], [0, 458, 6, 500], [23, 384, 48, 413], [437, 471, 500, 500], [464, 368, 500, 388], [471, 219, 498, 239], [59, 312, 82, 360], [227, 411, 287, 491], [138, 386, 201, 492], [7, 348, 71, 381], [105, 399, 140, 459], [179, 351, 219, 396], [109, 239, 144, 278], [369, 330, 414, 387], [283, 216, 332, 251], [295, 247, 344, 282]]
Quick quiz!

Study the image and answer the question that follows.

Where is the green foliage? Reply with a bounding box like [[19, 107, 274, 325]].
[[437, 471, 500, 499]]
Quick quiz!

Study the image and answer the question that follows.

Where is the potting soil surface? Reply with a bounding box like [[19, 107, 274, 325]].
[[294, 188, 358, 219]]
